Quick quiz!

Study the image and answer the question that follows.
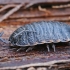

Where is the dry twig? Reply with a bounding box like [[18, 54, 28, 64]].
[[0, 4, 16, 12], [38, 6, 52, 15], [52, 4, 70, 8], [0, 4, 23, 22]]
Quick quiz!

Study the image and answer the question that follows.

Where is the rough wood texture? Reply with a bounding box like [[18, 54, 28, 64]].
[[0, 4, 23, 22], [0, 0, 70, 4], [0, 4, 16, 12], [8, 8, 70, 18], [1, 5, 70, 22], [0, 0, 70, 70], [1, 60, 70, 69]]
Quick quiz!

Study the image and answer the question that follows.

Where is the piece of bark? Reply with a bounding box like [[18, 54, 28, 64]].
[[0, 59, 70, 69], [0, 4, 16, 12]]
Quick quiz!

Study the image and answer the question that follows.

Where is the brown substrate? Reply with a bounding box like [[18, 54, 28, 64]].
[[0, 1, 70, 70]]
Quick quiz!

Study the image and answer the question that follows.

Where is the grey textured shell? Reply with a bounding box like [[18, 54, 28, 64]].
[[9, 21, 70, 46]]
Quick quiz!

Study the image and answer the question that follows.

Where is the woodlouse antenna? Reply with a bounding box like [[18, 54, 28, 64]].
[[0, 32, 10, 43]]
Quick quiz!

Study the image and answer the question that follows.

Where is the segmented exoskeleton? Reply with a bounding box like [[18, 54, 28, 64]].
[[0, 21, 70, 52]]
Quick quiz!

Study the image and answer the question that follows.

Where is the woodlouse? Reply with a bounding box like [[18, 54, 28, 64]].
[[0, 21, 70, 52]]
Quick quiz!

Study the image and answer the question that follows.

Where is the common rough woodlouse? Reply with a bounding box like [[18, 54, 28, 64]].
[[0, 21, 70, 52]]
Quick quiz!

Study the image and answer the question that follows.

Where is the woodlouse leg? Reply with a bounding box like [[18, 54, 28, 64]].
[[46, 44, 50, 52], [26, 46, 35, 52], [52, 44, 56, 52], [17, 48, 25, 52]]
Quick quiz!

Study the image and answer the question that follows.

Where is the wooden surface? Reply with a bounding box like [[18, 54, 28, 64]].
[[0, 1, 70, 70], [0, 0, 70, 4]]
